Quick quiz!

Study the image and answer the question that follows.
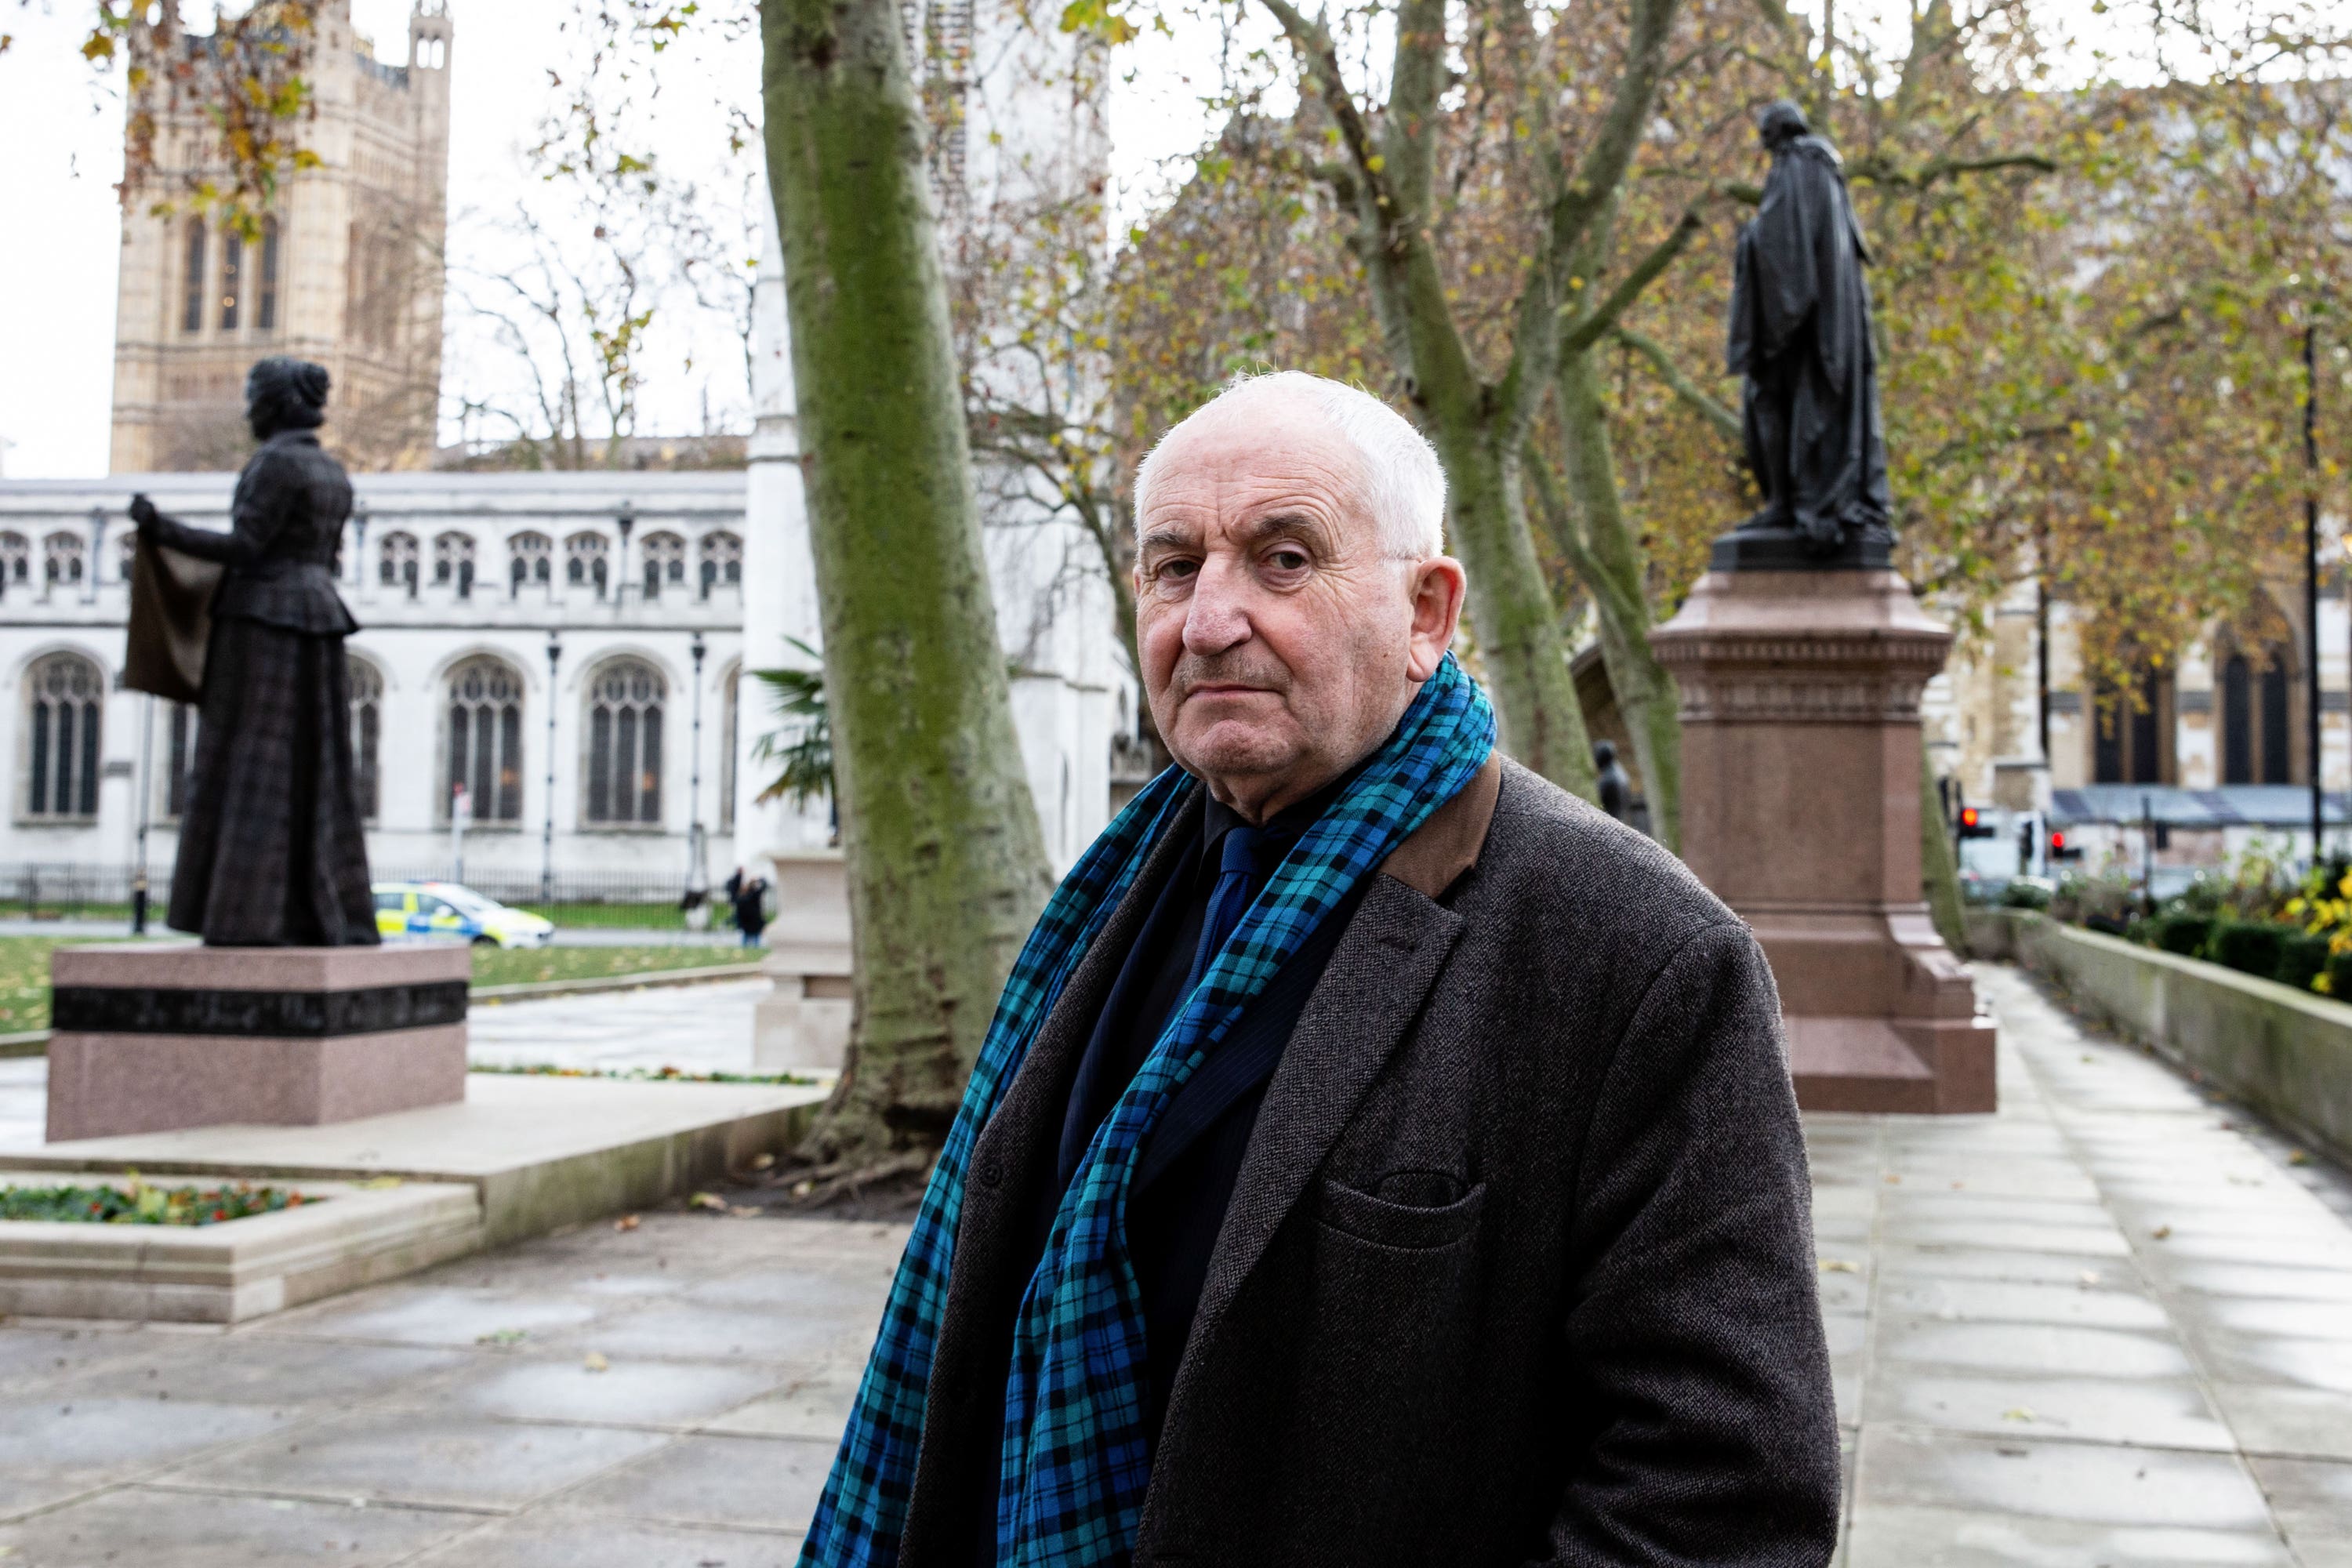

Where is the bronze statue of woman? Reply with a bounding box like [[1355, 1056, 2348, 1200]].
[[128, 358, 379, 946]]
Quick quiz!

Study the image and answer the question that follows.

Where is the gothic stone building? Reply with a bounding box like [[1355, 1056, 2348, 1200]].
[[109, 2, 452, 473]]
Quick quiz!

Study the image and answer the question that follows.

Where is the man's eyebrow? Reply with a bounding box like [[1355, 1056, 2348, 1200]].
[[1235, 511, 1333, 548], [1137, 524, 1196, 556]]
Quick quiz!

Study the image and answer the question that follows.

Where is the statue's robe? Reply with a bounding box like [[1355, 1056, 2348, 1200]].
[[1726, 134, 1893, 548], [137, 430, 379, 948]]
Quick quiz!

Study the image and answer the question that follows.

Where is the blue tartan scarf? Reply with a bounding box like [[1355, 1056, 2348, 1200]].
[[798, 654, 1496, 1568]]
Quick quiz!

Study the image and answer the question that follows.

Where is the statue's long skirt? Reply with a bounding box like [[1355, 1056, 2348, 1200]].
[[168, 615, 380, 947]]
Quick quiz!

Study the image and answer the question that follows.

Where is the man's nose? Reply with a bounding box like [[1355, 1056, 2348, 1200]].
[[1181, 555, 1253, 655]]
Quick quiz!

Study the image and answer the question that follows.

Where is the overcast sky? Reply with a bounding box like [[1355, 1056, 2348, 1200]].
[[0, 0, 1243, 477]]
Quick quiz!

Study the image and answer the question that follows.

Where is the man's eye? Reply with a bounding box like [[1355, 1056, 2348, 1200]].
[[1267, 549, 1308, 571], [1156, 559, 1200, 581]]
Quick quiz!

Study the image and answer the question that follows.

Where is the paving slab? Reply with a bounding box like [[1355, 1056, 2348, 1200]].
[[546, 1430, 836, 1533], [0, 1485, 473, 1567], [405, 1513, 805, 1568]]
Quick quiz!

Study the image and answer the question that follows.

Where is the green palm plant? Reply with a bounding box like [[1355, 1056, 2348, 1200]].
[[750, 638, 833, 808]]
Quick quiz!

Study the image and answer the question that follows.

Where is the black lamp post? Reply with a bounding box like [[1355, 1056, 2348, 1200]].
[[686, 631, 709, 910], [541, 630, 561, 905]]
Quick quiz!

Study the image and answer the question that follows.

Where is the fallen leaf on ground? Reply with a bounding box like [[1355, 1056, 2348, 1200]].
[[583, 1352, 609, 1373], [1883, 1174, 1902, 1185], [2150, 1225, 2172, 1240], [475, 1328, 527, 1347], [354, 1177, 403, 1190], [729, 1205, 762, 1218], [2001, 1407, 2035, 1422], [2078, 1270, 2102, 1287], [749, 1152, 775, 1171], [2288, 1150, 2310, 1167], [1817, 1258, 1860, 1274], [613, 1214, 641, 1232], [688, 1192, 727, 1212]]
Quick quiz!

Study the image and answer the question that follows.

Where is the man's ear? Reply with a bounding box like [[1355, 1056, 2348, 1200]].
[[1405, 556, 1468, 681]]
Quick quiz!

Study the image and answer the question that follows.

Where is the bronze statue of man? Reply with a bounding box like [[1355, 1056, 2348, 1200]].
[[1726, 100, 1895, 558], [128, 358, 379, 947]]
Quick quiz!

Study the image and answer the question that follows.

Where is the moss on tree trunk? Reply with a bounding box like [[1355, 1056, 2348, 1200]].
[[761, 0, 1054, 1166]]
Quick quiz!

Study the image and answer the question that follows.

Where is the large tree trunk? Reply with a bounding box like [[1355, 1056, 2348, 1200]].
[[1552, 346, 1682, 849], [761, 0, 1054, 1166]]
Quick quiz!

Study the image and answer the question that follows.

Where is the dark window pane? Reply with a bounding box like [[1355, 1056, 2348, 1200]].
[[78, 700, 100, 815], [615, 708, 637, 821], [641, 705, 662, 822], [29, 703, 49, 815], [2223, 655, 2252, 785], [473, 708, 495, 811], [499, 704, 521, 820], [2129, 671, 2161, 785], [183, 221, 206, 333], [220, 230, 242, 331], [54, 701, 74, 815], [589, 708, 612, 822], [448, 702, 470, 810], [2261, 656, 2291, 786], [2093, 688, 2122, 784], [258, 220, 280, 332]]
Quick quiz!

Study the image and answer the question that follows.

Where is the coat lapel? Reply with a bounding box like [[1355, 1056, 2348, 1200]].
[[1176, 756, 1503, 1355]]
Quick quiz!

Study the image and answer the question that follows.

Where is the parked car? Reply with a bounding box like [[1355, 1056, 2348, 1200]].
[[372, 881, 555, 948]]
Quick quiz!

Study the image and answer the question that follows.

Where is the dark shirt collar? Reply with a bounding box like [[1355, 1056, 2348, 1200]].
[[1194, 769, 1355, 886]]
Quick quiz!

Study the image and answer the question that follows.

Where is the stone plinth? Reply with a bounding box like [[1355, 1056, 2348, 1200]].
[[1650, 566, 1995, 1113], [45, 944, 471, 1142], [752, 848, 852, 1074]]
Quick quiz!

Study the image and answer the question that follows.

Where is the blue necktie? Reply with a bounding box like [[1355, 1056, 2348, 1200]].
[[1184, 822, 1265, 996]]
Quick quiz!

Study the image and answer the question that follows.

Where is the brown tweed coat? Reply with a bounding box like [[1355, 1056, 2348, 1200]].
[[901, 757, 1839, 1567]]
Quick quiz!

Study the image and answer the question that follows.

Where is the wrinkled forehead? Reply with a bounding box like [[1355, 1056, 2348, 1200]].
[[1138, 400, 1375, 541]]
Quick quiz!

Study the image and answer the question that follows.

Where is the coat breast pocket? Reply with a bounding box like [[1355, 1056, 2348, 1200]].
[[1313, 1171, 1486, 1251]]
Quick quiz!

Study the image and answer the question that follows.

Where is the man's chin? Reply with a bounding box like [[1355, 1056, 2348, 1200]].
[[1171, 724, 1303, 787]]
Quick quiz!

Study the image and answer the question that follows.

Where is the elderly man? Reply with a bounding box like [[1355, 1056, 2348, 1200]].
[[800, 372, 1838, 1568]]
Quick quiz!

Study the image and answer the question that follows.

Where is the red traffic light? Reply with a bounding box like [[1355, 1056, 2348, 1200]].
[[1959, 808, 1980, 829]]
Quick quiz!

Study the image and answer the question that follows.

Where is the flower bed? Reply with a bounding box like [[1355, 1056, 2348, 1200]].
[[1980, 840, 2352, 1002], [0, 1178, 320, 1226]]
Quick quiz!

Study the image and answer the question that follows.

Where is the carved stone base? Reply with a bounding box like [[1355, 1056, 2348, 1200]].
[[45, 944, 471, 1142], [1650, 564, 1996, 1114]]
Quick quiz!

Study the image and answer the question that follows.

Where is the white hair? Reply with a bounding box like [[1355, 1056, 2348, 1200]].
[[1131, 371, 1447, 559]]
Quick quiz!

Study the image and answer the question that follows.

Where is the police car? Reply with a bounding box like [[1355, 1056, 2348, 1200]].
[[372, 881, 556, 948]]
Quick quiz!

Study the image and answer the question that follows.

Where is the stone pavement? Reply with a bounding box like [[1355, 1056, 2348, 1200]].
[[0, 979, 776, 1155], [0, 964, 2343, 1566]]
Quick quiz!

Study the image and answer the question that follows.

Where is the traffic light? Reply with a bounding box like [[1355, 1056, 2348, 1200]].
[[1957, 806, 1995, 840], [2049, 829, 2082, 863]]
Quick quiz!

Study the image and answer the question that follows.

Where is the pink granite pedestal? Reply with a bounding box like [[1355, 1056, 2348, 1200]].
[[1650, 565, 1996, 1113], [45, 944, 471, 1142]]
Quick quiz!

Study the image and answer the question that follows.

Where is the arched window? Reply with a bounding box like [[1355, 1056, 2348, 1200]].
[[640, 532, 686, 600], [2221, 643, 2296, 786], [220, 229, 243, 331], [2092, 662, 2172, 786], [0, 535, 29, 598], [564, 532, 610, 597], [165, 702, 200, 819], [379, 531, 419, 596], [348, 656, 383, 821], [445, 657, 524, 823], [431, 532, 476, 599], [43, 533, 85, 591], [256, 217, 281, 333], [507, 531, 553, 597], [183, 220, 207, 334], [24, 653, 103, 821], [584, 658, 665, 826], [699, 532, 742, 599]]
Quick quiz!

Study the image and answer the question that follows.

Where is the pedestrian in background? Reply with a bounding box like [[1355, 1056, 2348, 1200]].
[[732, 873, 769, 948]]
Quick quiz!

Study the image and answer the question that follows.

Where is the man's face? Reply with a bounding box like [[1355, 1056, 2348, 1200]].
[[1133, 401, 1465, 823]]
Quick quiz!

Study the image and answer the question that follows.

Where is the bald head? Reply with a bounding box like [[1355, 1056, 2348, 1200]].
[[1134, 372, 1446, 561]]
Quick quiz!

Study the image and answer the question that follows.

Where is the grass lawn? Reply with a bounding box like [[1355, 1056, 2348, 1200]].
[[469, 944, 759, 988], [0, 937, 757, 1033]]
